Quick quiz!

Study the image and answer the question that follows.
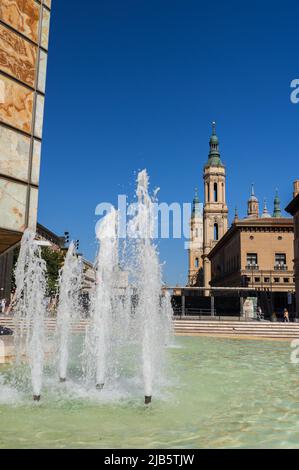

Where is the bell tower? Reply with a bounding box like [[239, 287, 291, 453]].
[[188, 188, 203, 286], [202, 122, 228, 292], [247, 184, 259, 218]]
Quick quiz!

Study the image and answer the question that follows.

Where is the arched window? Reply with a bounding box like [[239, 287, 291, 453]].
[[207, 183, 210, 202], [214, 223, 219, 241], [195, 258, 199, 268], [214, 183, 218, 202]]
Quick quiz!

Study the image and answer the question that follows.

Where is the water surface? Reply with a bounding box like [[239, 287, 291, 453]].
[[0, 336, 298, 449]]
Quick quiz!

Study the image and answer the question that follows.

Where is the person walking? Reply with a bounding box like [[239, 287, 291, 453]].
[[271, 311, 277, 322], [257, 306, 263, 321], [283, 308, 289, 323], [1, 298, 6, 315]]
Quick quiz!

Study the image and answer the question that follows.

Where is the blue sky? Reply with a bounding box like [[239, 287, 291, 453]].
[[39, 0, 299, 285]]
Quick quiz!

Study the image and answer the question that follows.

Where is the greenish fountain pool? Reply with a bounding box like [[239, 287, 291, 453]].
[[0, 336, 299, 449]]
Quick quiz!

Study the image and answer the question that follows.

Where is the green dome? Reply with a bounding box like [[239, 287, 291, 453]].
[[210, 135, 219, 144], [205, 121, 224, 168]]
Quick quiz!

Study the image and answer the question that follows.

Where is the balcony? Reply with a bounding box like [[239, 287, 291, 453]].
[[274, 265, 288, 271], [245, 265, 259, 270]]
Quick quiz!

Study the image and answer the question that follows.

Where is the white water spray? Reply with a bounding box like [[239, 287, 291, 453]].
[[56, 242, 83, 382], [129, 169, 171, 403], [84, 208, 122, 389], [14, 230, 47, 400]]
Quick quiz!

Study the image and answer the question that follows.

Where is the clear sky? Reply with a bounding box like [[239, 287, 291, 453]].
[[39, 0, 299, 285]]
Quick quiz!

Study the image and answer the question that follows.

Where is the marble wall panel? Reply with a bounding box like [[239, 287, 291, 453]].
[[37, 49, 47, 93], [0, 74, 33, 133], [0, 24, 37, 87], [0, 178, 26, 231], [34, 93, 44, 138], [41, 7, 50, 50], [0, 124, 30, 181], [0, 0, 40, 44], [31, 139, 41, 185], [28, 185, 38, 230]]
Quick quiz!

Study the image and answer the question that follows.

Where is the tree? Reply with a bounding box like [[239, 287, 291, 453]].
[[41, 247, 66, 296]]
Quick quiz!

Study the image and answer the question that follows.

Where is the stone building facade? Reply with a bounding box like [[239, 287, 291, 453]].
[[188, 123, 228, 290], [208, 217, 294, 291], [286, 181, 299, 318], [188, 188, 203, 286], [0, 0, 52, 255]]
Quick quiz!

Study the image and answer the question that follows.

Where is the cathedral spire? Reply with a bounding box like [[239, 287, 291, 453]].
[[192, 187, 200, 218], [273, 189, 282, 218], [261, 198, 271, 218], [206, 121, 224, 168], [247, 184, 259, 218], [234, 206, 239, 222]]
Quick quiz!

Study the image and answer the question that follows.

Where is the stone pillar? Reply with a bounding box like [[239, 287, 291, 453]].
[[240, 296, 244, 318], [211, 295, 215, 316], [181, 292, 186, 316]]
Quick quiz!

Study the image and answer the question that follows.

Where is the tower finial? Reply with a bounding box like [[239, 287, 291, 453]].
[[206, 122, 223, 167], [212, 121, 216, 136], [273, 188, 282, 218], [261, 198, 271, 218], [234, 206, 238, 222], [247, 184, 259, 218], [192, 187, 200, 217]]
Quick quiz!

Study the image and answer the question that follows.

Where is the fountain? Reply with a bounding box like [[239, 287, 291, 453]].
[[13, 230, 47, 401], [56, 241, 83, 383], [83, 207, 121, 390], [10, 170, 172, 404], [128, 170, 170, 404]]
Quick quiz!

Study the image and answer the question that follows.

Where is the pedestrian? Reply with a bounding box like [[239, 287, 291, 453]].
[[257, 306, 263, 321], [283, 308, 289, 323], [1, 298, 6, 314], [271, 311, 277, 322]]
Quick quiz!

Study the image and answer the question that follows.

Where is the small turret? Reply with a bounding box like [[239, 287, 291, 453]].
[[192, 187, 201, 218], [261, 199, 271, 218], [205, 122, 224, 168], [273, 189, 282, 218], [234, 206, 239, 223], [247, 184, 259, 218]]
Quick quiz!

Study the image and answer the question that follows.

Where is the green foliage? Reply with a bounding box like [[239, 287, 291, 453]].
[[41, 247, 66, 296], [11, 245, 66, 297]]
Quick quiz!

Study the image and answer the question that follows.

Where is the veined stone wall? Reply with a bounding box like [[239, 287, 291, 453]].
[[0, 0, 51, 253]]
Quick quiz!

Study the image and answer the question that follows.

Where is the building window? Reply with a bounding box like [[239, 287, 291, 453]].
[[214, 223, 219, 241], [254, 277, 260, 283], [275, 253, 286, 269], [274, 278, 280, 283], [195, 228, 198, 238], [195, 258, 199, 268], [214, 183, 218, 202], [284, 278, 289, 283], [264, 277, 270, 283], [246, 253, 258, 267]]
